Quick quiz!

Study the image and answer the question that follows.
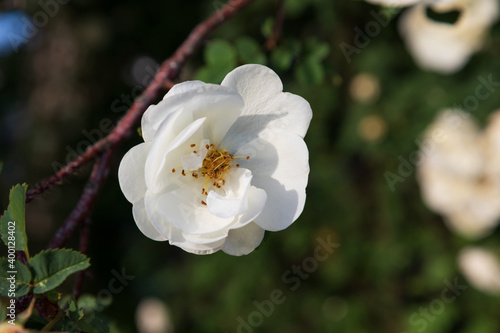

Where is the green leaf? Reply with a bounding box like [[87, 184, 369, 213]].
[[30, 249, 90, 294], [309, 42, 330, 62], [0, 258, 32, 297], [295, 58, 324, 85], [45, 289, 62, 303], [271, 46, 294, 71], [204, 40, 236, 66], [195, 62, 235, 84], [0, 184, 29, 253], [260, 17, 274, 38], [59, 295, 84, 321], [235, 37, 266, 65]]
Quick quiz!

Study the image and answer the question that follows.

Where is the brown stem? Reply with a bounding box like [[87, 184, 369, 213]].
[[25, 0, 255, 203], [73, 220, 90, 299], [265, 0, 286, 51], [48, 151, 112, 249]]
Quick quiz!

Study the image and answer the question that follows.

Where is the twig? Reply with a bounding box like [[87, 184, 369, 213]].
[[48, 151, 112, 249], [72, 220, 90, 300], [25, 0, 255, 203], [265, 0, 286, 51]]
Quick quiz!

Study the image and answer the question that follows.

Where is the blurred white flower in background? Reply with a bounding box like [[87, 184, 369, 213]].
[[458, 247, 500, 295], [417, 109, 500, 238], [136, 298, 173, 333], [365, 0, 499, 74], [118, 64, 312, 255]]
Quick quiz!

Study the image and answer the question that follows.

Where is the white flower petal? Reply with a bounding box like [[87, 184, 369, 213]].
[[221, 64, 312, 150], [182, 185, 267, 245], [176, 241, 225, 255], [163, 80, 206, 98], [181, 139, 210, 171], [206, 168, 252, 218], [141, 81, 207, 142], [118, 142, 151, 204], [234, 131, 309, 231], [170, 235, 225, 255], [145, 117, 206, 193], [143, 190, 225, 254], [155, 184, 236, 235], [230, 186, 268, 230], [182, 230, 229, 245], [222, 222, 265, 256], [142, 84, 244, 143], [132, 199, 168, 241]]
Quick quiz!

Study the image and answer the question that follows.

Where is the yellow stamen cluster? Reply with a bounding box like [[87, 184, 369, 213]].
[[171, 142, 250, 206]]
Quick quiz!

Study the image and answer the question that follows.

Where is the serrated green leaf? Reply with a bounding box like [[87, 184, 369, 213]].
[[9, 184, 27, 229], [0, 210, 15, 247], [0, 258, 32, 297], [30, 249, 90, 294], [204, 40, 236, 66], [0, 184, 29, 253], [235, 37, 266, 65]]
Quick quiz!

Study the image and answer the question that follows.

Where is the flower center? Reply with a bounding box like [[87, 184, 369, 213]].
[[171, 141, 249, 206], [201, 147, 234, 183]]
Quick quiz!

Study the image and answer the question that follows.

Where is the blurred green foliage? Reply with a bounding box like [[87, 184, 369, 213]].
[[1, 0, 500, 332]]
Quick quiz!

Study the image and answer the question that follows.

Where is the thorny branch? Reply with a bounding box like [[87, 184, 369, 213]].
[[48, 150, 112, 249]]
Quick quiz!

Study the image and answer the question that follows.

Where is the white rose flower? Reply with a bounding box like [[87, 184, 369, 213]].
[[417, 109, 500, 239], [118, 64, 312, 255], [399, 0, 499, 74], [365, 0, 499, 74]]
